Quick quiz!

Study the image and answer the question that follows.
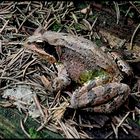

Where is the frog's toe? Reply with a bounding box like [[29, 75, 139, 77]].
[[52, 76, 71, 91], [70, 82, 130, 113]]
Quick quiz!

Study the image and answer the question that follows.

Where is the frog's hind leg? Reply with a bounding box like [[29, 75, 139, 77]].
[[71, 82, 130, 113], [88, 89, 129, 113]]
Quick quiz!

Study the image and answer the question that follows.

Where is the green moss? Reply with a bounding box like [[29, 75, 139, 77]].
[[51, 23, 63, 32], [79, 69, 108, 84], [95, 39, 103, 47], [29, 128, 41, 139], [73, 23, 88, 31], [73, 23, 81, 30]]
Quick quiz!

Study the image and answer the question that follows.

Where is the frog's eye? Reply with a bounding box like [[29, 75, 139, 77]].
[[36, 40, 45, 46], [27, 41, 32, 45]]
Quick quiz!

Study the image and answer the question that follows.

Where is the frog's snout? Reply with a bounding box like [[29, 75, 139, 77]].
[[52, 76, 71, 91]]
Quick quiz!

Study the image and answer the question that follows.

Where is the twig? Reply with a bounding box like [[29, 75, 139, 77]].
[[111, 122, 118, 139], [33, 94, 45, 118], [130, 22, 140, 50], [1, 41, 24, 45], [20, 119, 31, 138], [18, 7, 38, 31], [105, 131, 113, 139], [7, 48, 24, 67], [57, 119, 73, 138], [113, 112, 130, 138], [49, 91, 61, 109], [113, 1, 120, 24], [116, 112, 130, 128], [22, 58, 37, 77], [0, 76, 20, 82], [125, 7, 131, 17], [0, 20, 9, 33], [129, 1, 140, 15], [37, 119, 47, 131]]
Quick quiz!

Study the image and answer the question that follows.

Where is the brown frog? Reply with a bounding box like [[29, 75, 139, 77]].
[[24, 28, 133, 113]]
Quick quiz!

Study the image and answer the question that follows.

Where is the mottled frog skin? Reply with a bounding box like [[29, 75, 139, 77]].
[[25, 29, 133, 113]]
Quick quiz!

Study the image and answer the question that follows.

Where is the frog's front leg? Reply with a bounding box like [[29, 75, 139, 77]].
[[52, 63, 71, 91], [71, 80, 130, 113]]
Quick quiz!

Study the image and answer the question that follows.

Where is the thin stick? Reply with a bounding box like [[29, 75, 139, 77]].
[[20, 119, 31, 138], [129, 2, 140, 15], [0, 20, 9, 33], [116, 112, 130, 128], [113, 1, 120, 24], [33, 95, 45, 118], [18, 8, 38, 31], [22, 58, 37, 77], [130, 22, 140, 50]]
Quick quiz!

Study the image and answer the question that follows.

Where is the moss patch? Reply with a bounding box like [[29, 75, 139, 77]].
[[79, 69, 108, 84]]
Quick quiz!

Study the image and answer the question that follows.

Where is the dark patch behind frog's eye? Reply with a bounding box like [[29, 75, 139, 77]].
[[43, 41, 59, 61]]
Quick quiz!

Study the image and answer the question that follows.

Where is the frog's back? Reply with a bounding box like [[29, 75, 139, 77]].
[[43, 31, 123, 82]]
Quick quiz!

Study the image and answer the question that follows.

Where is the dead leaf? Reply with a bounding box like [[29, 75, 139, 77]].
[[2, 85, 41, 118]]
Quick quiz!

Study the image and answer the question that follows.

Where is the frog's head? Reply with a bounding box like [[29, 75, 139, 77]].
[[24, 27, 66, 64], [24, 27, 46, 45], [24, 27, 58, 63]]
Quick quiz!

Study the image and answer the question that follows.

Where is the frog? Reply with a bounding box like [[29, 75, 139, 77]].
[[24, 28, 133, 113]]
